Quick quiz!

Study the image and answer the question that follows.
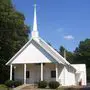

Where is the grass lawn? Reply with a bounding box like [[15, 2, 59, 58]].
[[0, 84, 12, 90], [0, 84, 7, 90]]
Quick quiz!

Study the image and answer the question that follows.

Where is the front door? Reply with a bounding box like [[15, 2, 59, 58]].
[[26, 64, 41, 84]]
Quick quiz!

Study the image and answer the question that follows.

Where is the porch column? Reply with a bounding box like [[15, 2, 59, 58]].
[[24, 64, 26, 84], [10, 64, 12, 80], [41, 63, 43, 81], [56, 64, 58, 81]]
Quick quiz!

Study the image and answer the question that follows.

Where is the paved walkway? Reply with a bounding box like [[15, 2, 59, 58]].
[[13, 84, 55, 90], [13, 84, 38, 90], [21, 85, 38, 90], [13, 84, 90, 90]]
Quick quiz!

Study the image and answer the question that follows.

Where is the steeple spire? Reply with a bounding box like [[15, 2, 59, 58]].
[[33, 4, 37, 31], [32, 3, 39, 39]]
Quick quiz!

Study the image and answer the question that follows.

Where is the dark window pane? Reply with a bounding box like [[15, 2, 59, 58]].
[[51, 71, 56, 78], [26, 71, 30, 78]]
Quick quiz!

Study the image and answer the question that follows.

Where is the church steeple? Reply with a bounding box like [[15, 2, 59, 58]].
[[31, 4, 39, 39]]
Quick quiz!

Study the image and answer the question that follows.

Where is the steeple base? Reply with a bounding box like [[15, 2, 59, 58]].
[[31, 31, 39, 42], [32, 31, 39, 38]]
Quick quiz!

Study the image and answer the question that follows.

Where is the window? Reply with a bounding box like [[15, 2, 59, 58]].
[[26, 71, 30, 78], [51, 70, 56, 78]]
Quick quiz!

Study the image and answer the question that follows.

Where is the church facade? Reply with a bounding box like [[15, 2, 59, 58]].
[[6, 4, 87, 86]]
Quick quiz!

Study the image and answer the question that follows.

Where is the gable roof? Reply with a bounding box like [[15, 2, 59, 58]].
[[11, 38, 59, 64], [39, 38, 70, 65], [6, 37, 76, 71]]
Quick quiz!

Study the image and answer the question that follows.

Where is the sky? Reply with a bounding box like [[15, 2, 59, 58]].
[[12, 0, 90, 52]]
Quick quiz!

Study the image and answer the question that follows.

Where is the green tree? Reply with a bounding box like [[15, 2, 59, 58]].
[[59, 46, 74, 63], [0, 0, 29, 83], [73, 39, 90, 65], [66, 51, 74, 63], [59, 46, 65, 57], [73, 39, 90, 82]]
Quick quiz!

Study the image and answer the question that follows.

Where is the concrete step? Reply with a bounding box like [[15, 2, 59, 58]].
[[13, 84, 38, 90], [21, 84, 38, 90]]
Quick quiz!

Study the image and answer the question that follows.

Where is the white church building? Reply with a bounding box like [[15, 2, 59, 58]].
[[6, 4, 87, 86]]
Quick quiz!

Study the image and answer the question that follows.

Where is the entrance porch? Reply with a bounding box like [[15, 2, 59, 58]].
[[10, 63, 59, 84]]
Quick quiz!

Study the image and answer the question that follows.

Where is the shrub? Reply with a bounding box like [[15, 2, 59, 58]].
[[5, 80, 14, 88], [5, 80, 22, 88], [38, 81, 47, 88], [13, 81, 22, 87], [49, 81, 60, 89]]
